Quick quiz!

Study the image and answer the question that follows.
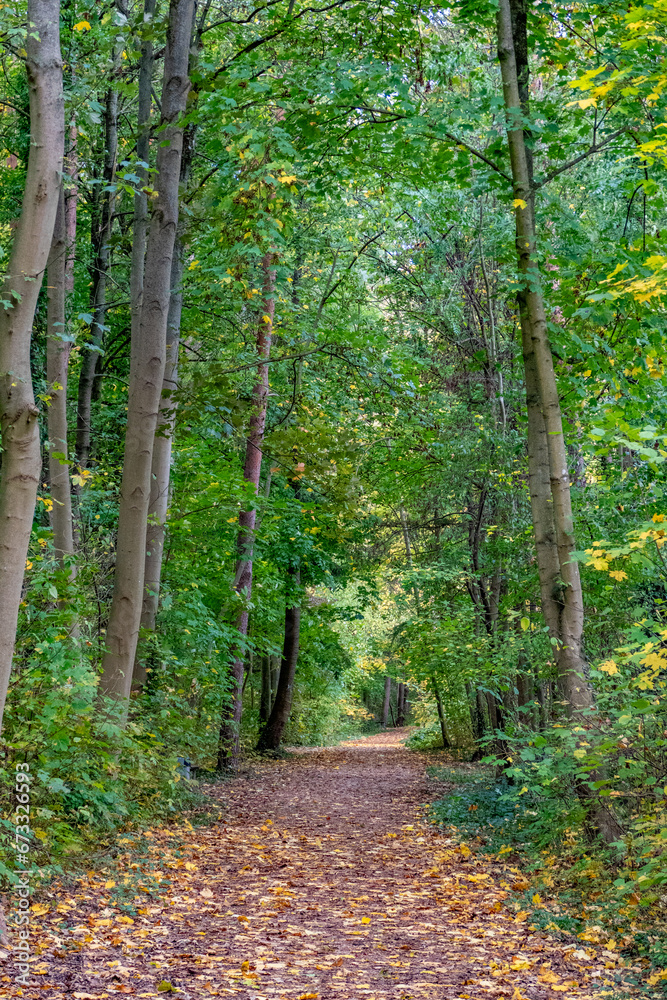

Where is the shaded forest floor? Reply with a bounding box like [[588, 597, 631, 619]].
[[0, 731, 643, 999]]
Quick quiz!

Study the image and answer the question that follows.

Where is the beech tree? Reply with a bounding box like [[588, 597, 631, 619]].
[[0, 0, 64, 732], [99, 0, 195, 705]]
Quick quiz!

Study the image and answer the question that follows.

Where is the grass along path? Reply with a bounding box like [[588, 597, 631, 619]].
[[0, 730, 639, 999]]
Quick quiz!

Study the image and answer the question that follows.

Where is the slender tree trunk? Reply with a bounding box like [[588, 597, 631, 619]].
[[381, 675, 391, 727], [132, 22, 202, 689], [132, 239, 183, 689], [270, 653, 280, 706], [523, 337, 561, 640], [256, 568, 301, 753], [496, 0, 590, 711], [47, 187, 75, 573], [130, 0, 157, 344], [397, 682, 406, 727], [64, 118, 77, 292], [259, 656, 271, 722], [0, 0, 64, 733], [433, 680, 450, 748], [498, 0, 623, 844], [75, 84, 118, 467], [218, 254, 276, 768], [99, 0, 195, 707]]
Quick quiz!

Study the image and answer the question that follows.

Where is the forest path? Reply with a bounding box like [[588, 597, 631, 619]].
[[4, 731, 631, 999]]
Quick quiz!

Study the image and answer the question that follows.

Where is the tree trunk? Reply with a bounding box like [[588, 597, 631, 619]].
[[132, 18, 202, 689], [496, 0, 590, 712], [270, 653, 280, 706], [64, 117, 77, 292], [99, 0, 195, 708], [497, 0, 623, 843], [130, 0, 157, 345], [132, 238, 184, 689], [259, 656, 271, 723], [75, 83, 118, 467], [218, 254, 276, 768], [46, 186, 75, 574], [256, 568, 301, 753], [396, 682, 405, 727], [381, 675, 391, 727], [432, 679, 450, 749], [0, 0, 64, 733]]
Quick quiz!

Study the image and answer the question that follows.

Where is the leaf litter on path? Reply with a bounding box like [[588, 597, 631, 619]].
[[0, 730, 641, 999]]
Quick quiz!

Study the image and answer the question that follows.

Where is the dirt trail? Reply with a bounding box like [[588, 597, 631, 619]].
[[1, 731, 631, 999]]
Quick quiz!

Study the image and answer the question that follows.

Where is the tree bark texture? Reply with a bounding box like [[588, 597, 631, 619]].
[[496, 0, 590, 712], [218, 254, 276, 767], [130, 0, 157, 346], [497, 0, 623, 844], [256, 569, 301, 753], [0, 0, 64, 732], [133, 92, 198, 689], [64, 117, 77, 292], [132, 236, 184, 689], [99, 0, 195, 706], [381, 675, 391, 727], [47, 187, 76, 573], [75, 83, 118, 468]]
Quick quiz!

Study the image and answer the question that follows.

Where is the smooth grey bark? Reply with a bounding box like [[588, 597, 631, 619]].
[[133, 100, 199, 689], [46, 187, 75, 574], [99, 0, 195, 707], [130, 0, 157, 345], [497, 0, 623, 845], [256, 568, 301, 753], [0, 0, 64, 732], [381, 675, 391, 727], [497, 0, 589, 711], [132, 240, 183, 689], [75, 83, 118, 467], [218, 254, 276, 768]]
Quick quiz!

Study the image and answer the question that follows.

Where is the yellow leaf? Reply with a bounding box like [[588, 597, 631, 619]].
[[609, 570, 627, 581], [513, 198, 527, 209], [105, 880, 116, 889], [653, 513, 666, 523], [510, 958, 532, 970], [606, 261, 629, 280], [299, 994, 318, 999], [532, 893, 544, 907], [73, 19, 91, 31], [361, 916, 371, 924], [599, 660, 619, 675], [31, 903, 49, 916], [262, 314, 272, 323]]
